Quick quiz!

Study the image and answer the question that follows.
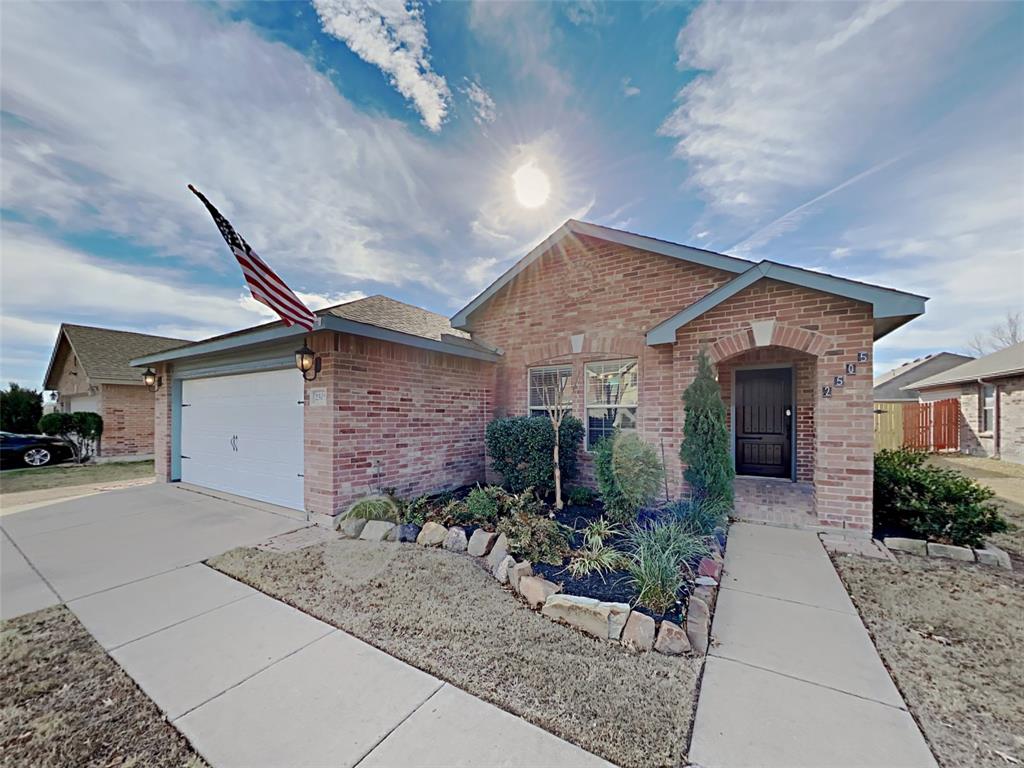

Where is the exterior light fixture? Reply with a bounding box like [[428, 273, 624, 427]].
[[295, 342, 321, 382], [142, 368, 161, 392]]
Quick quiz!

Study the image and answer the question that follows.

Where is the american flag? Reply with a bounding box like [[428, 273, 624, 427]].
[[188, 185, 317, 331]]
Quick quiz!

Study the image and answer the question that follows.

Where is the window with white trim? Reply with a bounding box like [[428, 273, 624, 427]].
[[528, 366, 573, 418], [981, 383, 996, 433], [585, 359, 638, 449]]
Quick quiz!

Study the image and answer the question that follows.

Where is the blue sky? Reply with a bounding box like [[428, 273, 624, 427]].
[[2, 0, 1022, 389]]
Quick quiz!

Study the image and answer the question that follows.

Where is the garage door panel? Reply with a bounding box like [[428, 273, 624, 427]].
[[180, 369, 304, 511]]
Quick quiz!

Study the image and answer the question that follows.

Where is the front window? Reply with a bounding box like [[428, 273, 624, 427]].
[[585, 359, 638, 449], [982, 384, 995, 433], [529, 366, 573, 418]]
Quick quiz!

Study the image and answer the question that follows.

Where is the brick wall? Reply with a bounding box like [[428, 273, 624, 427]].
[[304, 331, 494, 517], [464, 235, 876, 532], [99, 384, 157, 457], [153, 363, 172, 481], [1000, 376, 1024, 464]]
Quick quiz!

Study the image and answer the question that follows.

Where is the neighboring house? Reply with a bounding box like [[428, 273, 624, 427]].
[[873, 352, 974, 402], [911, 341, 1024, 464], [134, 220, 927, 536], [43, 324, 188, 459]]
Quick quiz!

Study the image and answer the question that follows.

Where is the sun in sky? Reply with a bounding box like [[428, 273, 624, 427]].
[[512, 161, 551, 209]]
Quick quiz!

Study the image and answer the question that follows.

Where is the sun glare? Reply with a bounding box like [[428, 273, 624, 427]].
[[512, 161, 551, 209]]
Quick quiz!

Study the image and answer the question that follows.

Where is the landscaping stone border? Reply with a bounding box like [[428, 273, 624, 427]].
[[880, 536, 1012, 570], [338, 516, 727, 656]]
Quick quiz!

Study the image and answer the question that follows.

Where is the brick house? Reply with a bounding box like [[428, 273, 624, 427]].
[[43, 324, 188, 460], [912, 341, 1024, 464], [135, 221, 926, 534]]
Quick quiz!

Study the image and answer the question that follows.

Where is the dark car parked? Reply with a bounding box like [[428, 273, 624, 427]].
[[0, 431, 76, 468]]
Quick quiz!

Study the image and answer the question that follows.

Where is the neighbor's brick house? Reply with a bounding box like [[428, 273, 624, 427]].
[[912, 342, 1024, 464], [43, 324, 188, 459], [137, 221, 926, 535]]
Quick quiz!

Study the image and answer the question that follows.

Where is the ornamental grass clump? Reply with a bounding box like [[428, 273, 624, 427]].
[[623, 519, 710, 614], [666, 495, 730, 536], [565, 541, 627, 580]]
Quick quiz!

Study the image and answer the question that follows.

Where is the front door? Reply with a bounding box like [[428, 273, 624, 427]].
[[735, 368, 792, 479]]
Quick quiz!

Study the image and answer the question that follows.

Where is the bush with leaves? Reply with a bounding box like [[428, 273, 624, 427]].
[[594, 431, 664, 525], [464, 485, 505, 526], [680, 349, 734, 506], [37, 411, 103, 461], [0, 383, 43, 434], [484, 415, 584, 494], [874, 449, 1007, 547], [623, 519, 710, 614], [497, 493, 570, 565]]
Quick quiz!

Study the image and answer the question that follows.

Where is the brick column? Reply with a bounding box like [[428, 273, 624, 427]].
[[153, 363, 173, 482], [303, 332, 339, 526]]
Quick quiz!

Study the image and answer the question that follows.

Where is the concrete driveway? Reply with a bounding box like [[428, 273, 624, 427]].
[[1, 483, 303, 618]]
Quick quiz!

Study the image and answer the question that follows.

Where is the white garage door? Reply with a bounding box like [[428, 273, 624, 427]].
[[181, 368, 304, 510]]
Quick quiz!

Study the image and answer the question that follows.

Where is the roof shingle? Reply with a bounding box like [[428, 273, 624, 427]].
[[45, 325, 189, 387]]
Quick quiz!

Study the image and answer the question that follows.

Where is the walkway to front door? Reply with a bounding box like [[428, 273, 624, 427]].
[[689, 523, 937, 767], [734, 367, 792, 479]]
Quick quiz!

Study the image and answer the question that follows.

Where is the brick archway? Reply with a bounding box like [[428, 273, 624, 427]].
[[707, 321, 834, 363]]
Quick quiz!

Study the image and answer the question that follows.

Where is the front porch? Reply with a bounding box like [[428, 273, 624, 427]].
[[732, 476, 817, 529]]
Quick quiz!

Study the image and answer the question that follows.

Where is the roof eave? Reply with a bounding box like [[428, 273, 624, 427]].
[[42, 325, 72, 390], [910, 366, 1024, 391], [131, 315, 501, 368]]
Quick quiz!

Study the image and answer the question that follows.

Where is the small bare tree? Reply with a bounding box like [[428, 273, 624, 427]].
[[967, 310, 1022, 356], [538, 367, 577, 510]]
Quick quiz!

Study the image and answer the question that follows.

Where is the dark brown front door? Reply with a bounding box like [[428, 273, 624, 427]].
[[735, 368, 792, 478]]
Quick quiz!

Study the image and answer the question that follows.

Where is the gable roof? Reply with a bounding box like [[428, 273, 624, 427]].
[[451, 219, 927, 342], [43, 324, 189, 389], [450, 219, 754, 329], [873, 352, 974, 401], [132, 295, 499, 368], [911, 341, 1024, 390]]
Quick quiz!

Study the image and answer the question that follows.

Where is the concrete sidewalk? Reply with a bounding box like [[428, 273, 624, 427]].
[[689, 523, 937, 768], [69, 562, 612, 768]]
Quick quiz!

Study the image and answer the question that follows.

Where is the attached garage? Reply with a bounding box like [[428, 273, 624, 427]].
[[180, 368, 304, 510]]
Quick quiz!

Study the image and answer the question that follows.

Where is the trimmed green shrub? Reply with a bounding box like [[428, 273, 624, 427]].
[[497, 497, 570, 565], [485, 415, 584, 494], [874, 449, 1007, 547], [565, 486, 598, 507], [680, 349, 734, 507], [594, 431, 664, 525], [464, 485, 503, 526], [37, 411, 103, 460]]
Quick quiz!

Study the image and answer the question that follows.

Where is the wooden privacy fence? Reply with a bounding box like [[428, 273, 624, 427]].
[[873, 399, 960, 452]]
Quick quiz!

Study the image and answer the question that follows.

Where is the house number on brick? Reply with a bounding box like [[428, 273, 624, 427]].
[[857, 351, 869, 363], [845, 363, 857, 375], [822, 385, 833, 399], [833, 375, 844, 387], [308, 388, 327, 407]]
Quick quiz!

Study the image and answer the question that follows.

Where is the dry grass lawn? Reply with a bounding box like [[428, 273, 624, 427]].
[[210, 538, 702, 768], [835, 552, 1024, 768], [0, 460, 154, 495], [0, 605, 203, 768]]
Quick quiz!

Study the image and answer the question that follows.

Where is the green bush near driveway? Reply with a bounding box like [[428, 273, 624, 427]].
[[874, 448, 1008, 548]]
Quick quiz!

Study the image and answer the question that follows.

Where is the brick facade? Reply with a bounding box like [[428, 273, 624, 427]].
[[464, 235, 876, 533], [958, 375, 1024, 464], [99, 384, 157, 457]]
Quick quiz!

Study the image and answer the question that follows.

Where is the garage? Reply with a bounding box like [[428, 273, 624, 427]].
[[180, 368, 304, 510]]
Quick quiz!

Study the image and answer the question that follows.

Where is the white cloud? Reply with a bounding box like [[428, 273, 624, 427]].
[[312, 0, 450, 132], [621, 77, 640, 97], [659, 2, 991, 221], [564, 1, 609, 27], [830, 247, 851, 259], [460, 77, 497, 125]]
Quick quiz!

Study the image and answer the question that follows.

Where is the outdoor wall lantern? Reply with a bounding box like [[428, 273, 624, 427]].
[[142, 368, 162, 392], [295, 342, 321, 382]]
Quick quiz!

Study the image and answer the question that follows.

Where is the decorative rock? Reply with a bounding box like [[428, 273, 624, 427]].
[[883, 537, 927, 556], [340, 517, 367, 539], [698, 558, 722, 581], [360, 520, 396, 542], [485, 533, 510, 571], [397, 523, 421, 543], [494, 554, 515, 583], [518, 576, 560, 609], [621, 611, 656, 652], [443, 526, 468, 553], [686, 595, 711, 654], [467, 529, 498, 557], [695, 576, 718, 588], [927, 542, 975, 562], [541, 595, 630, 640], [714, 526, 727, 550], [416, 522, 448, 547], [654, 620, 691, 655], [974, 545, 1012, 570], [508, 561, 533, 592], [385, 526, 398, 542]]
